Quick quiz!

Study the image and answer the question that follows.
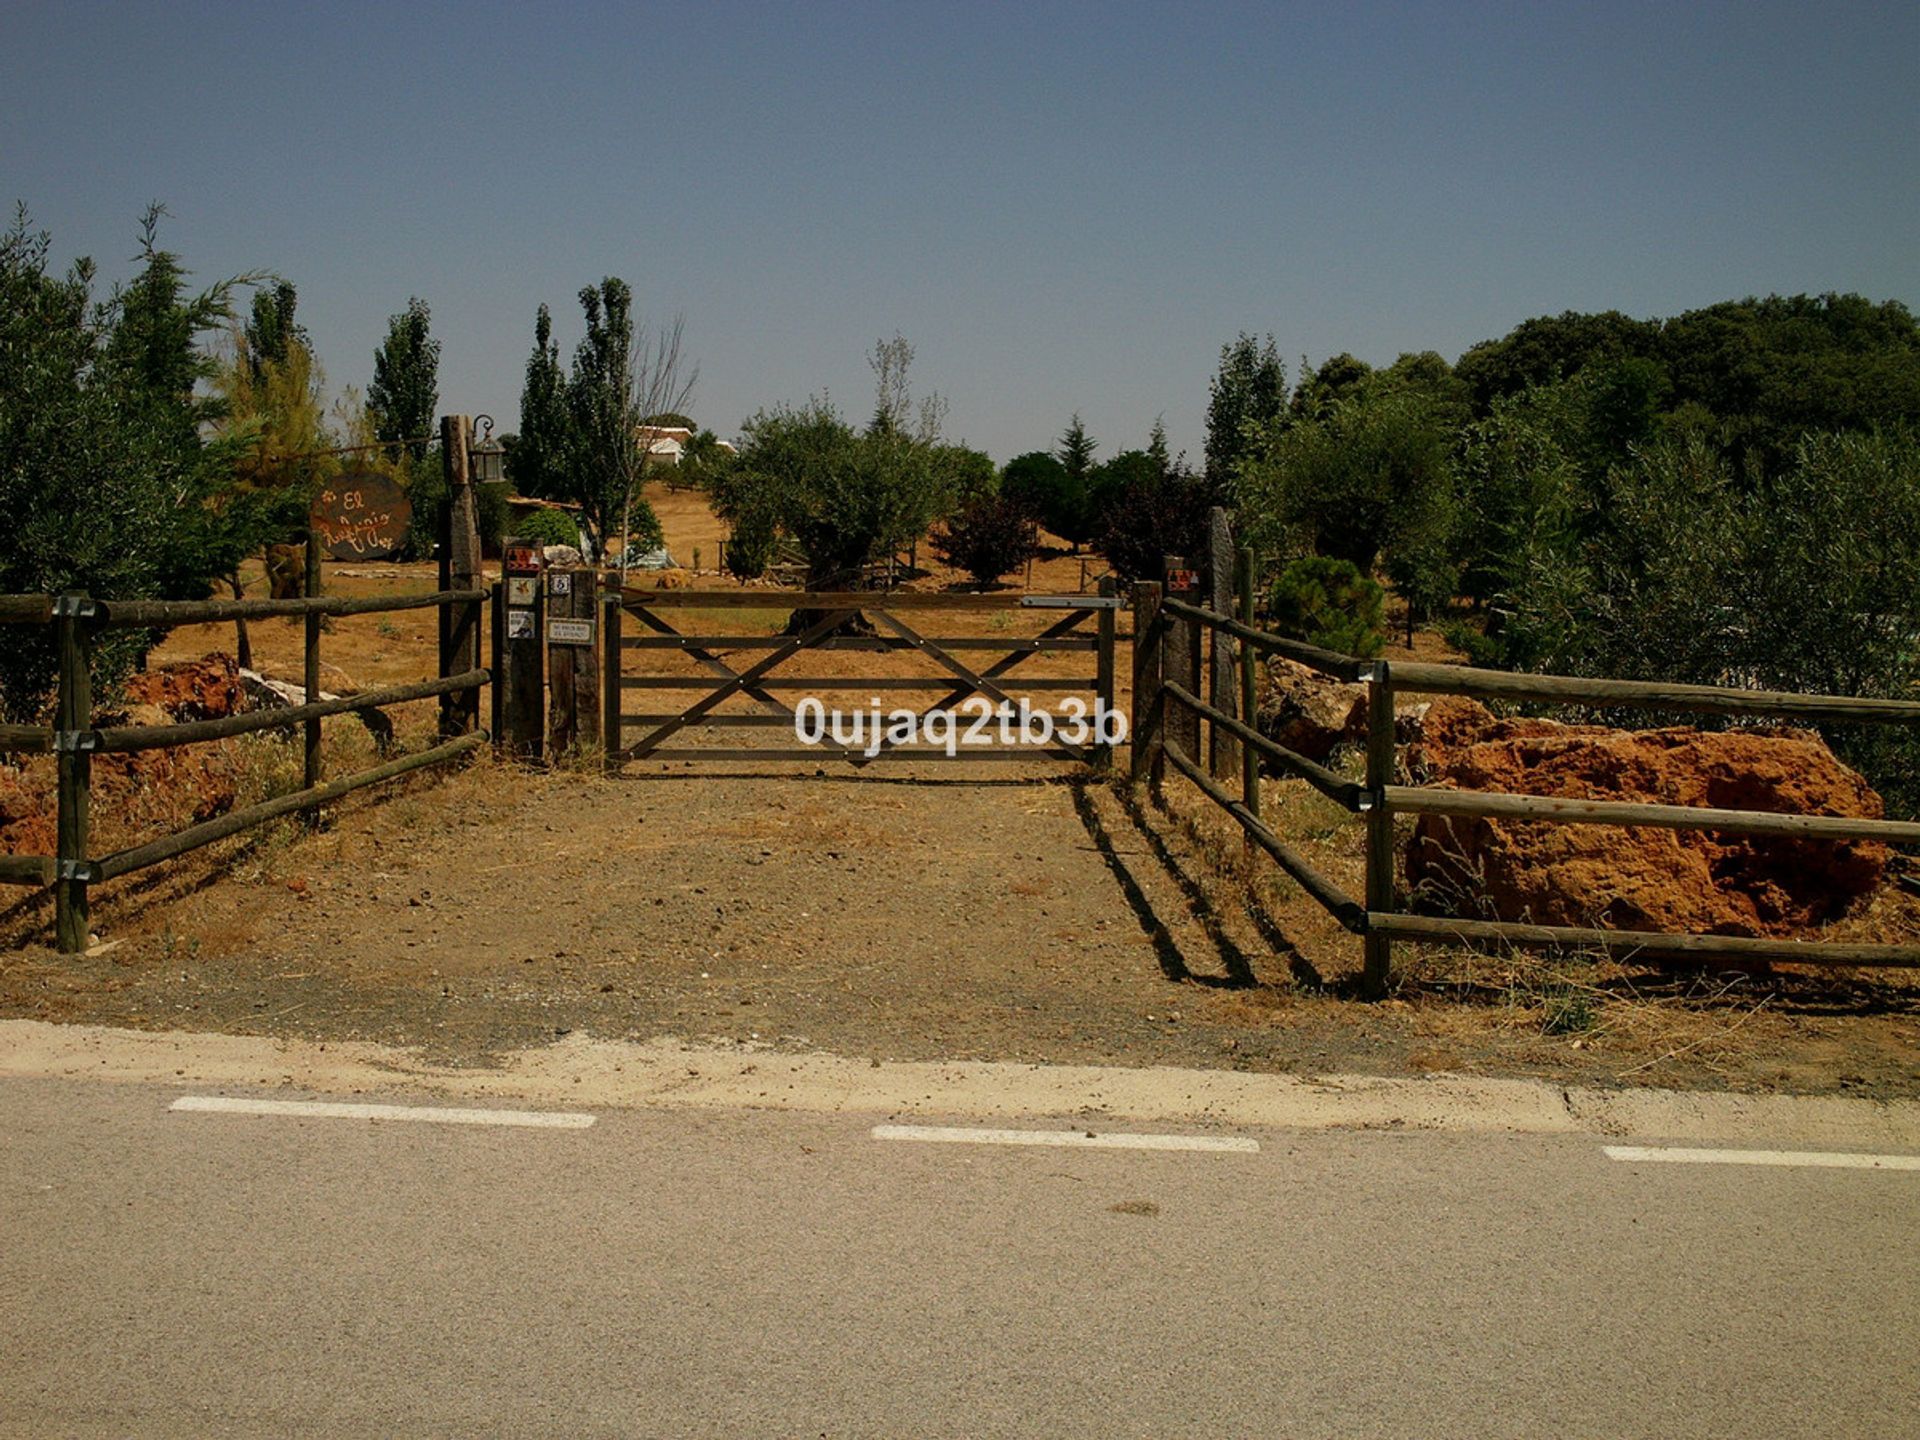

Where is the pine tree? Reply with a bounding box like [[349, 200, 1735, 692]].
[[367, 297, 439, 461], [509, 304, 570, 499]]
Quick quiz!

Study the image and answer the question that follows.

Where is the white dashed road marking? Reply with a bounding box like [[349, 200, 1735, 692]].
[[170, 1096, 595, 1129], [1603, 1145, 1920, 1171], [872, 1123, 1258, 1153]]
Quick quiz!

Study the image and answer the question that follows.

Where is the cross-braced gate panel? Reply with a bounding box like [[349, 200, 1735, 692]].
[[608, 587, 1120, 770]]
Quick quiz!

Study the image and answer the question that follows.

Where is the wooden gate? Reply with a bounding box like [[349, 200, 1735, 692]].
[[604, 585, 1120, 769]]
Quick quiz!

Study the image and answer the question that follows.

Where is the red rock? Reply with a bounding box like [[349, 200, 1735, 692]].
[[121, 654, 248, 722], [1404, 697, 1887, 938]]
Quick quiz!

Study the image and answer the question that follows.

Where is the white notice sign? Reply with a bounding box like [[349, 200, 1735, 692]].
[[549, 618, 595, 646]]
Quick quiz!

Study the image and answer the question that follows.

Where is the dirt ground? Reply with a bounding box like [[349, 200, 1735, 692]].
[[2, 483, 1916, 1097]]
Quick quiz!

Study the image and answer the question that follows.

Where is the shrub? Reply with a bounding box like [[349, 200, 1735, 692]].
[[724, 510, 775, 580], [930, 494, 1034, 588], [1095, 466, 1210, 582], [511, 507, 582, 550], [1269, 556, 1386, 658]]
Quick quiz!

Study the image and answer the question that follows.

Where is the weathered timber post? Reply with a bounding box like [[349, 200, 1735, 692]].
[[546, 567, 599, 756], [1207, 506, 1238, 781], [1237, 546, 1260, 822], [53, 593, 94, 953], [490, 579, 507, 747], [1362, 660, 1396, 997], [498, 537, 546, 760], [601, 587, 623, 773], [1162, 555, 1199, 765], [303, 536, 323, 802], [1094, 575, 1117, 773], [1130, 581, 1164, 789], [438, 414, 482, 738]]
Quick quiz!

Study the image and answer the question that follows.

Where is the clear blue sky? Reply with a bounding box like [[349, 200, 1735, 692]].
[[5, 1, 1916, 465]]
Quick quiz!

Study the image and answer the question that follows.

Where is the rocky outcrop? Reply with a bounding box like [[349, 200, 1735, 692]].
[[1404, 697, 1888, 938], [119, 654, 252, 722], [1255, 657, 1366, 763]]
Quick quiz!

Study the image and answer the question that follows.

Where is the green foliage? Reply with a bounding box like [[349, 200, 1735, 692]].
[[510, 283, 683, 559], [1000, 450, 1078, 540], [511, 506, 583, 549], [711, 397, 947, 589], [509, 304, 569, 500], [566, 278, 660, 558], [1237, 376, 1456, 574], [0, 206, 249, 716], [931, 493, 1033, 588], [1205, 333, 1286, 496], [392, 448, 445, 562], [1465, 428, 1920, 813], [1456, 296, 1920, 479], [367, 297, 438, 461], [674, 428, 735, 492], [475, 480, 510, 553], [932, 443, 998, 511], [723, 508, 775, 579], [1269, 556, 1386, 659], [1053, 414, 1097, 543]]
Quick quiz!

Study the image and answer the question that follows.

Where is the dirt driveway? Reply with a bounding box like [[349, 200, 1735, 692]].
[[5, 749, 1918, 1097]]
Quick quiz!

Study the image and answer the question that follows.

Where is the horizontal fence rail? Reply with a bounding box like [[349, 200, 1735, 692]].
[[3, 417, 493, 953], [93, 588, 489, 629], [1389, 660, 1920, 724], [1133, 528, 1920, 994]]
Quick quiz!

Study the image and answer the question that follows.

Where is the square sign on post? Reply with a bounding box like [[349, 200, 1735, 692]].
[[547, 567, 601, 756]]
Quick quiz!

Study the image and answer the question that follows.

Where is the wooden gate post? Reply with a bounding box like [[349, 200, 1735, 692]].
[[1207, 506, 1238, 781], [1363, 661, 1396, 997], [547, 567, 599, 756], [1237, 546, 1260, 822], [1130, 581, 1164, 789], [498, 537, 545, 760], [53, 593, 94, 954], [439, 414, 482, 738], [1162, 555, 1199, 765], [303, 536, 323, 801], [601, 587, 623, 772], [1094, 575, 1117, 772]]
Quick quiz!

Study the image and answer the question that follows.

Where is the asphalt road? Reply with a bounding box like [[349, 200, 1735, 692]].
[[3, 1076, 1916, 1438]]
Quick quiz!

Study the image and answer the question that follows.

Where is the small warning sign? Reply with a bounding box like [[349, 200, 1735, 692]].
[[549, 618, 595, 646], [506, 609, 537, 640], [507, 577, 537, 606]]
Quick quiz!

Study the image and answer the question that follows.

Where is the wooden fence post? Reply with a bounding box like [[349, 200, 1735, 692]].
[[1094, 575, 1117, 772], [1237, 546, 1260, 822], [547, 567, 598, 756], [303, 536, 323, 803], [53, 594, 93, 954], [439, 414, 482, 738], [602, 588, 622, 773], [1161, 555, 1198, 765], [499, 538, 545, 761], [1130, 581, 1164, 789], [1363, 661, 1396, 997], [490, 579, 507, 747], [1207, 506, 1238, 781]]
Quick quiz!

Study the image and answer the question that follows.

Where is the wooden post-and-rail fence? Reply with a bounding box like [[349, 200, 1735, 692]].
[[0, 415, 493, 953], [1129, 513, 1920, 994]]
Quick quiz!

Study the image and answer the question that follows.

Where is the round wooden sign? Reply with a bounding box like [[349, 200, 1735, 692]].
[[309, 472, 414, 560]]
